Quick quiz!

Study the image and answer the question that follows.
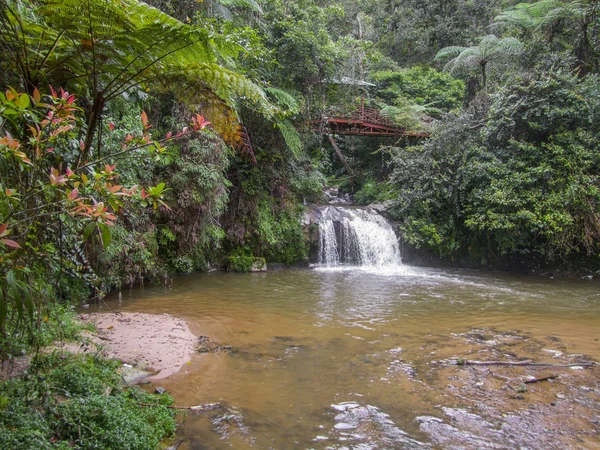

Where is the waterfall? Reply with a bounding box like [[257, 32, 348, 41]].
[[317, 207, 401, 267]]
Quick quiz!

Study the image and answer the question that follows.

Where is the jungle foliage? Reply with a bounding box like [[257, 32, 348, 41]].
[[0, 353, 176, 449], [1, 0, 599, 444], [1, 0, 599, 359]]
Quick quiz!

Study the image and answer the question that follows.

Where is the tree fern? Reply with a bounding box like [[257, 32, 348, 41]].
[[275, 118, 302, 158], [1, 0, 284, 160], [494, 0, 598, 73], [435, 35, 523, 88], [264, 87, 300, 114]]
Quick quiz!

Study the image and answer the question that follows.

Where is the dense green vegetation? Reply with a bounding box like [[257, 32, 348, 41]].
[[0, 0, 597, 349], [0, 353, 175, 449], [0, 0, 599, 445]]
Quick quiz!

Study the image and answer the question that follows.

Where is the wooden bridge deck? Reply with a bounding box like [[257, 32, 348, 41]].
[[310, 107, 429, 138]]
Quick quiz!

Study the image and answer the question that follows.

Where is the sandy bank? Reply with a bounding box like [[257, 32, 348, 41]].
[[88, 312, 197, 380]]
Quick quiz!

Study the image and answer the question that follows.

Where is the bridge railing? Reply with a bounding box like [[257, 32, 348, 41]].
[[319, 107, 397, 128]]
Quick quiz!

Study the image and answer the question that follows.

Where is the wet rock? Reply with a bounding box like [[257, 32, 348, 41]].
[[119, 364, 153, 385], [196, 336, 234, 354], [324, 187, 352, 204], [368, 201, 394, 214], [325, 402, 429, 449], [417, 408, 506, 449], [250, 259, 267, 272]]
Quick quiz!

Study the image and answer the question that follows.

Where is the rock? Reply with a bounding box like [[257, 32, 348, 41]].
[[250, 259, 267, 272], [368, 200, 395, 214], [164, 440, 184, 450], [326, 402, 428, 448], [119, 364, 153, 385], [155, 387, 167, 395], [555, 393, 565, 399]]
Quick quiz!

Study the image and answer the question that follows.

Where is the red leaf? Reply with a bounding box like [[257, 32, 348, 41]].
[[141, 111, 149, 129], [1, 239, 21, 249]]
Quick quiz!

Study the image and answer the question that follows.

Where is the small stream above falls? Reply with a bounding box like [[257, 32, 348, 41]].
[[316, 206, 402, 267]]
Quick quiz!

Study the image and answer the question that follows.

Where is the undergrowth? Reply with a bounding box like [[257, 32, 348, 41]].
[[0, 353, 176, 449]]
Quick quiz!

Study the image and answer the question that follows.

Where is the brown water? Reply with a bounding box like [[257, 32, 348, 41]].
[[102, 265, 600, 449]]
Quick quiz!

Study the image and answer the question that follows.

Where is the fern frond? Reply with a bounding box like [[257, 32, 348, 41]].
[[264, 87, 299, 114], [275, 119, 302, 158], [434, 46, 467, 61], [219, 0, 263, 14]]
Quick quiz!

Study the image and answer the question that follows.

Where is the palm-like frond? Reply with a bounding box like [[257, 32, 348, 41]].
[[483, 37, 523, 59], [495, 0, 588, 30], [448, 47, 482, 75], [380, 103, 436, 129], [1, 0, 285, 156], [435, 35, 522, 86], [434, 46, 468, 61], [264, 87, 300, 114], [275, 119, 302, 158]]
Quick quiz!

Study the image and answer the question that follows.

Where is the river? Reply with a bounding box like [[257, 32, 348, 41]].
[[102, 265, 600, 449]]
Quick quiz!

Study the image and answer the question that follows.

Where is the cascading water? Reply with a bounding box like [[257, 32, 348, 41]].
[[317, 206, 401, 267]]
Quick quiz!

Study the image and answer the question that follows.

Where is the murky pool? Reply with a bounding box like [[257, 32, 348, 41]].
[[101, 265, 600, 449]]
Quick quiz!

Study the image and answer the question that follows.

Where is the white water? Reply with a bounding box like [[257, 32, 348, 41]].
[[317, 207, 402, 267]]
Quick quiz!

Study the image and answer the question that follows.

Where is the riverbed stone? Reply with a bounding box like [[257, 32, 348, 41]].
[[250, 259, 267, 272], [119, 364, 153, 385], [326, 402, 429, 449]]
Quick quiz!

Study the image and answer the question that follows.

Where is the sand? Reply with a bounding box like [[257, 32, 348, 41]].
[[88, 312, 197, 380]]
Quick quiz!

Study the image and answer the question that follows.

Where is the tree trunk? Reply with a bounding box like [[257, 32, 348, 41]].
[[80, 93, 104, 167], [481, 62, 487, 88], [327, 135, 354, 176]]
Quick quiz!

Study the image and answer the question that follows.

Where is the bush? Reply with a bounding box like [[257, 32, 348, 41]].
[[0, 354, 176, 450], [227, 253, 267, 272]]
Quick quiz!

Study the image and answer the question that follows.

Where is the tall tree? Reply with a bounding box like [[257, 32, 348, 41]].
[[495, 0, 600, 74], [0, 0, 276, 160], [434, 34, 523, 88]]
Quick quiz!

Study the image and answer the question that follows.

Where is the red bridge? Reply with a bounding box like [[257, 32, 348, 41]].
[[310, 106, 429, 138]]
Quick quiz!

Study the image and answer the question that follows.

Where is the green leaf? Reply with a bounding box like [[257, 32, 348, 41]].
[[0, 288, 6, 329], [83, 222, 95, 239], [17, 93, 30, 110], [99, 223, 111, 249], [275, 119, 302, 158]]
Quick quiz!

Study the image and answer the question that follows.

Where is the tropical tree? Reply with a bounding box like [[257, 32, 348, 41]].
[[434, 34, 523, 88], [495, 0, 600, 74], [0, 0, 278, 161]]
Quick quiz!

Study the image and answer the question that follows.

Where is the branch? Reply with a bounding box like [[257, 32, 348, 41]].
[[137, 401, 223, 412], [457, 359, 597, 368], [524, 375, 557, 384]]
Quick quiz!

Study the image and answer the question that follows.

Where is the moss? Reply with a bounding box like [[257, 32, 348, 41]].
[[227, 255, 267, 272]]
